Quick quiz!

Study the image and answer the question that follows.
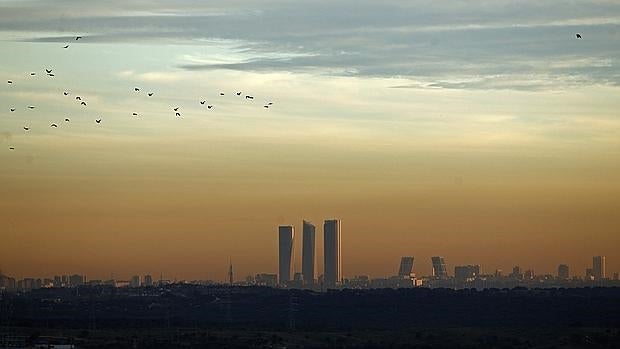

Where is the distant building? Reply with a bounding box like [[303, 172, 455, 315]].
[[524, 269, 535, 280], [278, 225, 295, 286], [593, 256, 606, 280], [69, 274, 84, 286], [130, 275, 141, 288], [53, 275, 62, 288], [143, 274, 153, 287], [398, 257, 415, 278], [454, 265, 480, 282], [255, 273, 277, 287], [324, 219, 342, 289], [509, 266, 523, 279], [614, 272, 619, 281], [431, 256, 448, 279], [302, 220, 316, 287], [557, 264, 569, 280], [585, 268, 595, 280]]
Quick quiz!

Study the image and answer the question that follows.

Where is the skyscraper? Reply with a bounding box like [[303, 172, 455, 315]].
[[278, 225, 295, 286], [431, 256, 448, 279], [557, 264, 569, 280], [593, 256, 606, 280], [324, 219, 342, 289], [398, 257, 415, 278], [302, 220, 316, 287]]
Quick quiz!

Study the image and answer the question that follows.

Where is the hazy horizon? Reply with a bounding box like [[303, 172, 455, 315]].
[[1, 0, 619, 281]]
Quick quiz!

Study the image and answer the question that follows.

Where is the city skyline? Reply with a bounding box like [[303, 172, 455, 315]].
[[1, 0, 620, 282]]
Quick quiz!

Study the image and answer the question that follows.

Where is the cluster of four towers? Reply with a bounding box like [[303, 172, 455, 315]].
[[278, 219, 342, 289]]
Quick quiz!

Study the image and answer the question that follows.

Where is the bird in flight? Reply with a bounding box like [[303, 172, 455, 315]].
[[175, 112, 181, 117], [173, 107, 179, 111], [95, 119, 102, 124], [65, 118, 70, 122], [200, 100, 206, 105], [135, 87, 140, 92], [81, 101, 87, 106], [9, 147, 14, 150], [264, 105, 269, 108], [236, 92, 242, 96], [30, 72, 36, 76], [28, 106, 35, 109], [63, 45, 70, 49], [64, 92, 69, 96], [7, 80, 12, 84], [10, 108, 15, 112], [576, 33, 582, 39], [46, 69, 53, 74], [220, 92, 225, 96], [245, 95, 254, 99], [268, 102, 273, 105], [76, 36, 82, 40], [50, 123, 58, 128], [148, 92, 154, 97], [75, 96, 82, 100], [47, 73, 55, 77], [23, 127, 30, 131], [207, 105, 213, 109], [132, 112, 138, 116]]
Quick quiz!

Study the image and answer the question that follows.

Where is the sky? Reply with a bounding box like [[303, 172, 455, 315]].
[[1, 0, 619, 281]]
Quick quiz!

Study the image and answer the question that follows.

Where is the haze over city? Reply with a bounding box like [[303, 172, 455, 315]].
[[1, 0, 620, 282]]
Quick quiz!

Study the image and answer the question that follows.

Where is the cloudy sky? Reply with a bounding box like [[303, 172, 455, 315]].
[[1, 0, 619, 281]]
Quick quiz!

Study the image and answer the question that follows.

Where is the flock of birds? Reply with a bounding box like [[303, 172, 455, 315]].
[[4, 36, 275, 151], [4, 33, 586, 152]]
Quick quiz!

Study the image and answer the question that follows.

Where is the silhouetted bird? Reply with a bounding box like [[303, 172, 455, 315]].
[[268, 102, 273, 105], [135, 87, 140, 92], [95, 119, 101, 124], [132, 113, 138, 116], [148, 92, 153, 96], [46, 69, 52, 74], [47, 73, 55, 77], [576, 33, 582, 39], [236, 92, 242, 96], [200, 101, 206, 105], [175, 112, 181, 117], [173, 107, 179, 111], [264, 105, 269, 108], [220, 92, 225, 96], [63, 45, 70, 49], [7, 80, 12, 84], [23, 127, 30, 131], [76, 96, 82, 100], [81, 101, 87, 106], [9, 147, 14, 150], [50, 123, 58, 128], [245, 95, 254, 99], [28, 106, 35, 109], [64, 92, 69, 96], [207, 105, 213, 109], [76, 36, 82, 40], [30, 72, 36, 76], [10, 108, 15, 112], [65, 118, 70, 122]]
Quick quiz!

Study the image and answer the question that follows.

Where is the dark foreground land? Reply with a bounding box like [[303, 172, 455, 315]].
[[2, 286, 620, 348]]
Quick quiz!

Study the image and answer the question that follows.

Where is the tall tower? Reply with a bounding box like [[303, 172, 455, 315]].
[[323, 219, 342, 289], [398, 257, 415, 278], [593, 256, 606, 280], [228, 260, 234, 286], [278, 225, 295, 286], [431, 256, 448, 279], [302, 220, 316, 287]]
